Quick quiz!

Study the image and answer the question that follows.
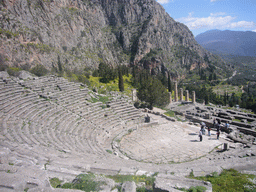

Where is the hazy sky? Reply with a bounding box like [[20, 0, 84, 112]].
[[157, 0, 256, 37]]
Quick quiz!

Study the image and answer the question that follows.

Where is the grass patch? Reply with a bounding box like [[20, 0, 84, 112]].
[[164, 110, 175, 117], [189, 169, 256, 192], [0, 28, 19, 38], [107, 174, 156, 191], [89, 97, 99, 103], [128, 129, 133, 134], [98, 95, 109, 104], [51, 173, 106, 192], [177, 186, 207, 192], [233, 119, 242, 122], [164, 110, 183, 121], [50, 177, 62, 188], [89, 95, 109, 104], [106, 149, 112, 154], [101, 105, 107, 109]]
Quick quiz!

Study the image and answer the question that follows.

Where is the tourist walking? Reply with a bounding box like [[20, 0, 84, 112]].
[[202, 126, 206, 135], [225, 122, 230, 131], [216, 122, 220, 132], [201, 122, 206, 135], [217, 119, 221, 126], [208, 127, 211, 136], [199, 130, 203, 142], [213, 118, 216, 128], [217, 131, 220, 140]]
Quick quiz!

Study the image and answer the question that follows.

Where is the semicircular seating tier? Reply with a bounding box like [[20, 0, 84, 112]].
[[0, 76, 144, 159]]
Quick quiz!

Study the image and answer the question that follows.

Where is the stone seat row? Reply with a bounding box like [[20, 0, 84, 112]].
[[1, 105, 108, 156], [0, 76, 145, 159], [0, 106, 112, 158], [0, 89, 98, 156]]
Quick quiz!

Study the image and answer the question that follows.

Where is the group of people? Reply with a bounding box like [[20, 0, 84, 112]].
[[198, 119, 222, 142]]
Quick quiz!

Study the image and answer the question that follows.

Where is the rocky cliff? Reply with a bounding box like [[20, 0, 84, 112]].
[[0, 0, 222, 78]]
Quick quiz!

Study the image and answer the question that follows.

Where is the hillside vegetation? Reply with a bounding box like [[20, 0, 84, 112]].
[[0, 0, 229, 81]]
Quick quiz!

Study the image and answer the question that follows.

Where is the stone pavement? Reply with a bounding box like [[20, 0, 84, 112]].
[[120, 113, 224, 163]]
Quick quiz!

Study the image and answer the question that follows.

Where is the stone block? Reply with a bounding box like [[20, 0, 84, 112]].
[[223, 143, 229, 150], [121, 181, 136, 192], [136, 170, 147, 176], [0, 172, 26, 191], [119, 167, 136, 175], [0, 71, 9, 79], [18, 71, 34, 80], [153, 174, 212, 192]]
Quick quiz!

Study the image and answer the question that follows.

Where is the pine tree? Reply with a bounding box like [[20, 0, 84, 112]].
[[118, 67, 124, 92], [57, 55, 63, 73], [213, 73, 217, 80], [168, 72, 172, 93], [205, 93, 209, 105], [224, 91, 227, 106], [209, 73, 213, 81]]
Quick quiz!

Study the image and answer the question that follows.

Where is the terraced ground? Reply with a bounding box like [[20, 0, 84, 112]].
[[0, 72, 255, 191]]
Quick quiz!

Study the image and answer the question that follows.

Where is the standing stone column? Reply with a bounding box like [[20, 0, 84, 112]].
[[132, 89, 137, 102], [174, 81, 178, 102], [169, 92, 172, 103], [179, 88, 183, 101], [192, 91, 196, 103], [185, 90, 189, 102]]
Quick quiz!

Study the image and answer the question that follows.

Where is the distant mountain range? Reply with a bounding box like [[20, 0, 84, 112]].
[[195, 30, 256, 57]]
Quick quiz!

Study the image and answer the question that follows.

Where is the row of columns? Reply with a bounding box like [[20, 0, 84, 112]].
[[169, 81, 195, 103], [132, 81, 196, 104]]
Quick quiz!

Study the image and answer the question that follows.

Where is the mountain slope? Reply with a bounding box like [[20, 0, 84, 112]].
[[195, 30, 256, 57], [0, 0, 225, 78]]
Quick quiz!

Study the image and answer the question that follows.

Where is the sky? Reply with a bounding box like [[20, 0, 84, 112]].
[[156, 0, 256, 37]]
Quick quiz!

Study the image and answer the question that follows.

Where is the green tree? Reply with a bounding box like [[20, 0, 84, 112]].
[[131, 65, 139, 87], [209, 73, 213, 81], [213, 73, 217, 80], [137, 76, 169, 109], [205, 93, 209, 105], [168, 72, 172, 93], [57, 55, 63, 73], [30, 64, 48, 76], [118, 67, 124, 92], [98, 62, 116, 83], [224, 91, 227, 106]]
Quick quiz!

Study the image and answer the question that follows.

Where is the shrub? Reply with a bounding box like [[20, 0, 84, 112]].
[[50, 178, 62, 188], [107, 174, 156, 192], [164, 110, 175, 117], [30, 64, 48, 76], [188, 186, 207, 192], [136, 187, 147, 192], [61, 173, 105, 192], [7, 67, 21, 76], [77, 75, 90, 86]]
